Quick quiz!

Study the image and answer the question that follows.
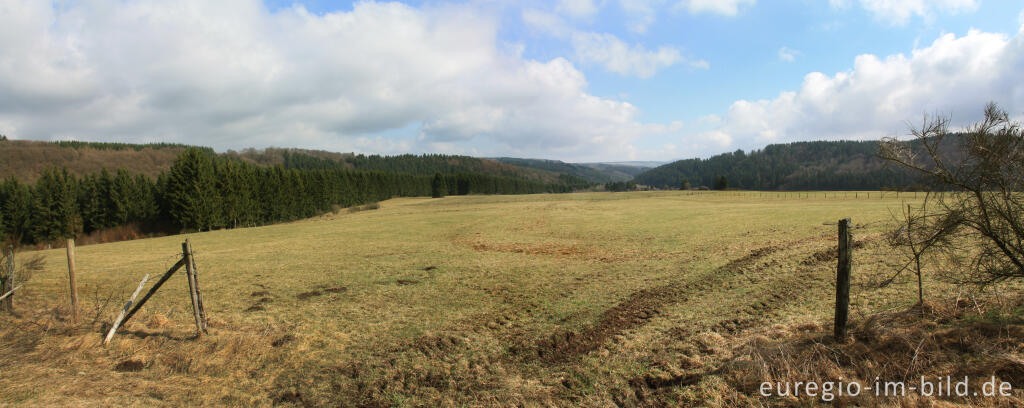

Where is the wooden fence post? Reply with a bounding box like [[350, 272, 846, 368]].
[[2, 246, 13, 312], [0, 285, 21, 302], [119, 257, 187, 330], [66, 238, 79, 323], [182, 239, 206, 335], [185, 239, 208, 332], [835, 218, 852, 342], [103, 274, 150, 345]]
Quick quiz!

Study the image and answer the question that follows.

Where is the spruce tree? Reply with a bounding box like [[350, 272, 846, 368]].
[[110, 169, 133, 225], [431, 173, 445, 198], [0, 178, 32, 244], [30, 168, 79, 243], [166, 148, 222, 231]]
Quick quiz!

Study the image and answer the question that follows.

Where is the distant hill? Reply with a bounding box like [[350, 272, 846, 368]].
[[229, 148, 590, 186], [492, 158, 652, 183], [0, 140, 590, 187], [577, 162, 653, 181], [0, 140, 201, 182], [632, 140, 920, 190]]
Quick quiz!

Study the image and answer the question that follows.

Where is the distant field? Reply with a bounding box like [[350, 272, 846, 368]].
[[0, 191, 978, 406]]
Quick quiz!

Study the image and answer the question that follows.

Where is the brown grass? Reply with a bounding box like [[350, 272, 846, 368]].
[[2, 191, 1022, 407], [690, 298, 1024, 407]]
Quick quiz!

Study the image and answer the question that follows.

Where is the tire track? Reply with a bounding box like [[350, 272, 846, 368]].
[[513, 239, 811, 364]]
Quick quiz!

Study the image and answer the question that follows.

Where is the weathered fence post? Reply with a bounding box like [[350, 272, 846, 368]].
[[121, 257, 187, 326], [103, 274, 150, 345], [835, 218, 852, 342], [186, 239, 208, 332], [182, 239, 207, 335], [66, 238, 79, 323], [2, 246, 13, 312]]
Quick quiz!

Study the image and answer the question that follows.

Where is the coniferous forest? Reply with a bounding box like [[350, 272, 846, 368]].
[[0, 147, 579, 246], [632, 140, 922, 190]]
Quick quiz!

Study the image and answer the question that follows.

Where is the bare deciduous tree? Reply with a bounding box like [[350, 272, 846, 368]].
[[880, 103, 1024, 285]]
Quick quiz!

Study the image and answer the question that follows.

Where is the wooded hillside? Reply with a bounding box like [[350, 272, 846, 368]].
[[0, 147, 579, 247], [632, 140, 920, 190], [0, 140, 586, 187], [0, 140, 196, 182], [491, 158, 649, 183]]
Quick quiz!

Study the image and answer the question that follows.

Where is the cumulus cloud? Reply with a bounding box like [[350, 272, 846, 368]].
[[0, 0, 682, 161], [694, 27, 1024, 154], [832, 0, 979, 25], [676, 0, 756, 16], [571, 32, 703, 78], [521, 8, 698, 78]]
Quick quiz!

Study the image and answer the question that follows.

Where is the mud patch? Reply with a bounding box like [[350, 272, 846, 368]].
[[114, 359, 146, 372], [519, 241, 804, 364], [325, 287, 348, 293], [296, 291, 322, 300], [272, 334, 296, 347], [250, 290, 270, 297], [274, 390, 304, 405], [528, 285, 670, 363]]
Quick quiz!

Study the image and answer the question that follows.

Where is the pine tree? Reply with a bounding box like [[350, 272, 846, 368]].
[[714, 175, 729, 190], [0, 178, 32, 244], [431, 173, 445, 198], [166, 148, 222, 231], [30, 168, 79, 243], [110, 169, 133, 225]]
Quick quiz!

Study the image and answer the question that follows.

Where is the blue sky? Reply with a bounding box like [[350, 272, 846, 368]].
[[2, 0, 1023, 161]]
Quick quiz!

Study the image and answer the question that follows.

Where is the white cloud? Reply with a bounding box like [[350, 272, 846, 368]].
[[556, 0, 600, 18], [835, 0, 979, 25], [618, 0, 665, 33], [692, 27, 1024, 155], [0, 0, 682, 161], [571, 32, 702, 78], [778, 46, 800, 62], [676, 0, 755, 16], [521, 8, 571, 38]]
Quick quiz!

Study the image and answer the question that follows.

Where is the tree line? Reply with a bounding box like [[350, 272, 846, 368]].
[[633, 140, 921, 190], [0, 148, 574, 246]]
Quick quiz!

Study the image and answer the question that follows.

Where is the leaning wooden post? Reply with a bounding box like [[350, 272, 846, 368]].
[[119, 257, 187, 329], [0, 285, 22, 302], [185, 239, 208, 333], [182, 239, 205, 336], [66, 238, 80, 323], [2, 246, 13, 312], [103, 274, 150, 345], [834, 218, 852, 342]]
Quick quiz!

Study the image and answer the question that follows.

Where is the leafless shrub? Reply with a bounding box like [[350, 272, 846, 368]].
[[0, 250, 44, 284], [879, 199, 961, 307], [880, 102, 1024, 286]]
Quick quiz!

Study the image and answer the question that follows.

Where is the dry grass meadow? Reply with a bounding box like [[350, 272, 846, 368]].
[[2, 191, 1023, 407]]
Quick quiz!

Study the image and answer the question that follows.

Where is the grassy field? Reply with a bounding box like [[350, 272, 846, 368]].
[[1, 191, 1019, 407]]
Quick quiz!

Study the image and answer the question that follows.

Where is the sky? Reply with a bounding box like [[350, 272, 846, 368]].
[[1, 0, 1023, 162]]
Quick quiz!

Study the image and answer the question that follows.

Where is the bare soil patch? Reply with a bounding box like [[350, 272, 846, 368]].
[[295, 291, 322, 300]]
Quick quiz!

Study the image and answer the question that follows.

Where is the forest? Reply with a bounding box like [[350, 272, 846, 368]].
[[0, 147, 579, 246], [633, 140, 922, 190]]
